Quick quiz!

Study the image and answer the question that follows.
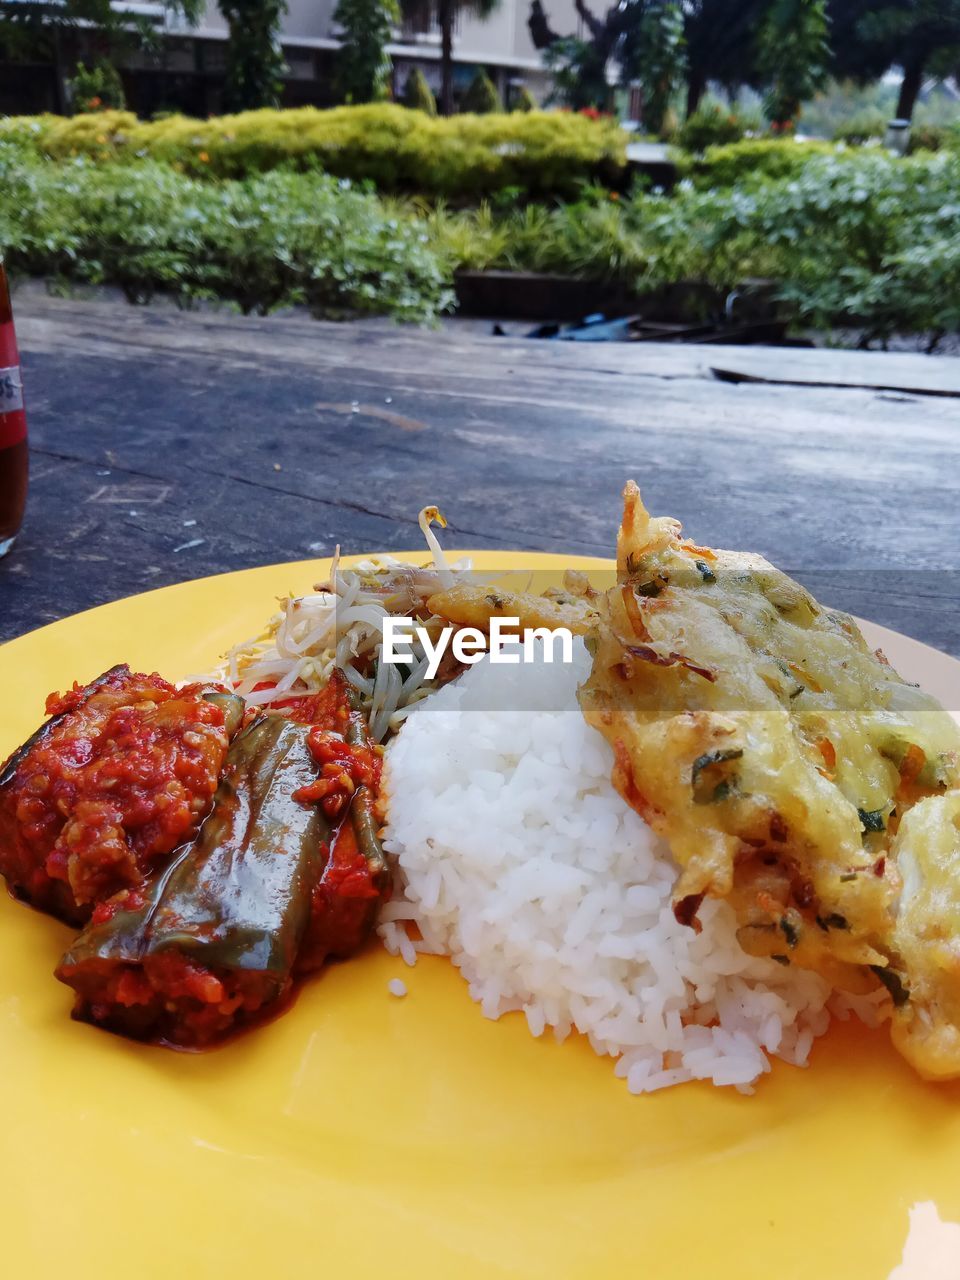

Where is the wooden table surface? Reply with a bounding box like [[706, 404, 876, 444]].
[[2, 294, 958, 657]]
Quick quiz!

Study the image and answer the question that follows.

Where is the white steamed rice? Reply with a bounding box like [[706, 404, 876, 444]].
[[379, 640, 887, 1093]]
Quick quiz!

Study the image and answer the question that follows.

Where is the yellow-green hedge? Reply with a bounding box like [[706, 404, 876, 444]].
[[0, 105, 627, 198], [676, 138, 844, 189]]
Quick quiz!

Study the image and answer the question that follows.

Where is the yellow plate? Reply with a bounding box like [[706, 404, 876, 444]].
[[2, 551, 959, 1280]]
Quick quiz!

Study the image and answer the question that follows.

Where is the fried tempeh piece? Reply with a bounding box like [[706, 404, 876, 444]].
[[579, 482, 960, 1077]]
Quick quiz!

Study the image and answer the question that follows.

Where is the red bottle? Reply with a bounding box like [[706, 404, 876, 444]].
[[0, 261, 28, 557]]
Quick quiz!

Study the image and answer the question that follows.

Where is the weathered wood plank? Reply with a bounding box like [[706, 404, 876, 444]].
[[2, 296, 958, 657], [16, 292, 960, 393]]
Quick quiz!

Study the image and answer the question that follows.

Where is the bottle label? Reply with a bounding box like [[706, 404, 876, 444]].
[[0, 365, 26, 448]]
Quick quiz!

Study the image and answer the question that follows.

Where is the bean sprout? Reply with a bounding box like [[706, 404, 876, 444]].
[[211, 507, 472, 740]]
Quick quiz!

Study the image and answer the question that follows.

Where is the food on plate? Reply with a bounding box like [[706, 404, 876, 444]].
[[3, 490, 960, 1088], [578, 482, 960, 1078], [380, 644, 864, 1093], [426, 579, 598, 637], [890, 793, 960, 1078], [57, 675, 388, 1047], [0, 666, 241, 924], [223, 506, 472, 741]]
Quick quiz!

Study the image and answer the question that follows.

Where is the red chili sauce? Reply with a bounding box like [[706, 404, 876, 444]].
[[60, 674, 389, 1049], [279, 677, 388, 968], [0, 667, 230, 922], [65, 944, 292, 1048]]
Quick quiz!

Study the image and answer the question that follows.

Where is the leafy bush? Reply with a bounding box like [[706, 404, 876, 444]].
[[429, 195, 649, 281], [512, 85, 537, 113], [832, 108, 885, 146], [401, 68, 437, 117], [461, 71, 502, 115], [0, 144, 453, 322], [4, 125, 957, 345], [907, 123, 950, 154], [0, 105, 627, 199], [68, 60, 126, 114], [886, 235, 960, 340], [636, 150, 960, 342], [675, 102, 745, 153], [801, 77, 960, 142], [430, 148, 960, 345], [679, 137, 843, 188], [657, 106, 679, 142]]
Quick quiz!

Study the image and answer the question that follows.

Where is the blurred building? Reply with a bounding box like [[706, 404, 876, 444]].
[[1, 0, 583, 116]]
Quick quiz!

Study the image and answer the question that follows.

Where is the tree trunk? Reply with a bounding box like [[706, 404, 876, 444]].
[[439, 0, 455, 115], [895, 57, 924, 122], [685, 69, 706, 120]]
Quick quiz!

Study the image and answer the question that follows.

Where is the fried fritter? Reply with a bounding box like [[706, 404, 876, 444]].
[[579, 483, 960, 1078], [427, 580, 598, 636]]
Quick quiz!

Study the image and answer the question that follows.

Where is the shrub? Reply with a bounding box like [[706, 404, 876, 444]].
[[461, 71, 503, 115], [68, 60, 126, 114], [433, 148, 960, 344], [511, 85, 537, 112], [680, 137, 842, 188], [657, 106, 679, 142], [636, 150, 960, 343], [2, 135, 958, 344], [675, 103, 745, 154], [907, 123, 949, 154], [0, 104, 627, 199], [0, 144, 453, 322], [401, 68, 437, 116], [832, 108, 885, 146], [429, 197, 650, 280]]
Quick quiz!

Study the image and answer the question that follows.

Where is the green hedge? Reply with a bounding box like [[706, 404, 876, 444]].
[[639, 150, 960, 341], [678, 137, 844, 188], [0, 104, 627, 198], [3, 129, 957, 344], [433, 149, 960, 344], [674, 103, 746, 154], [0, 144, 452, 322]]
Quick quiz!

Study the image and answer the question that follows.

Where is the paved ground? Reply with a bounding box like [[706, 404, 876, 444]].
[[2, 293, 958, 655]]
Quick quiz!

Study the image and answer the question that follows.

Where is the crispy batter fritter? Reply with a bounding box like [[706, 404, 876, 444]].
[[427, 581, 598, 636], [579, 482, 960, 1078]]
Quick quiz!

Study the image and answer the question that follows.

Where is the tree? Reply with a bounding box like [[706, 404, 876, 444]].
[[530, 0, 835, 126], [542, 34, 614, 111], [532, 0, 631, 110], [680, 0, 770, 117], [400, 0, 502, 115], [828, 0, 960, 122], [757, 0, 830, 124], [218, 0, 288, 113], [0, 1, 203, 112], [531, 0, 687, 124], [402, 66, 438, 114], [621, 0, 685, 132], [335, 0, 399, 103]]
